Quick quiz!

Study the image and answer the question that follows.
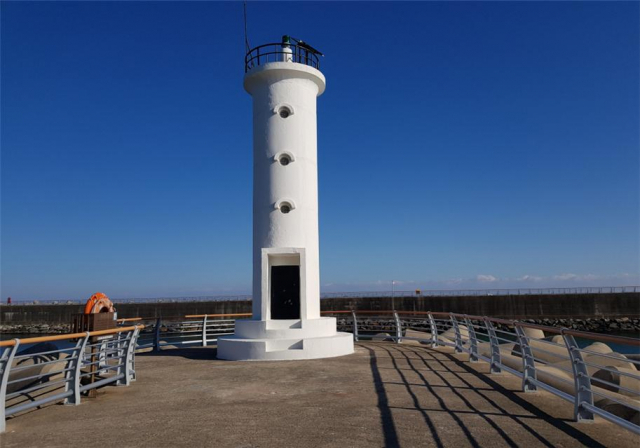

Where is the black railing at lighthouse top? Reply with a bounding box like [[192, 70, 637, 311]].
[[245, 43, 321, 72]]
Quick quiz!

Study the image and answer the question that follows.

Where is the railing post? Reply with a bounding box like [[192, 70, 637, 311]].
[[464, 317, 479, 362], [202, 315, 209, 347], [562, 330, 594, 422], [128, 327, 140, 382], [118, 327, 140, 386], [428, 313, 438, 348], [393, 312, 402, 344], [484, 318, 501, 374], [0, 341, 20, 433], [115, 330, 127, 386], [64, 332, 90, 405], [515, 324, 537, 393], [154, 317, 162, 352], [351, 311, 359, 342], [450, 314, 463, 353]]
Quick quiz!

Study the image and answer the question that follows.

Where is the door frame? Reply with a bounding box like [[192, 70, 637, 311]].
[[261, 247, 306, 321]]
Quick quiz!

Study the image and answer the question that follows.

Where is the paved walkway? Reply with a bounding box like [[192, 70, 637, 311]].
[[1, 343, 637, 447]]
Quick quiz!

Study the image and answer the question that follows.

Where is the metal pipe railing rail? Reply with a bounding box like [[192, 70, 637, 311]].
[[128, 312, 416, 350], [0, 325, 143, 432], [323, 310, 640, 435], [124, 314, 252, 351], [117, 317, 142, 323], [245, 42, 321, 72]]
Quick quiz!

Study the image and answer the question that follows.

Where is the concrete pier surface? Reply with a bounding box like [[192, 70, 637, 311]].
[[2, 343, 637, 448]]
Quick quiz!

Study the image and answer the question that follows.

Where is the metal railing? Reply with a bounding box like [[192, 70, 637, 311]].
[[323, 310, 640, 435], [0, 325, 142, 432], [4, 286, 637, 305], [122, 314, 251, 351], [245, 42, 320, 72], [132, 311, 640, 435], [3, 312, 639, 435], [123, 310, 640, 437]]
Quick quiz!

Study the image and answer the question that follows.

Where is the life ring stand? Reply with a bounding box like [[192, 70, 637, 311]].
[[84, 292, 116, 314]]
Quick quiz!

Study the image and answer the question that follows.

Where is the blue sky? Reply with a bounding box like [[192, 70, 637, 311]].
[[1, 1, 638, 300]]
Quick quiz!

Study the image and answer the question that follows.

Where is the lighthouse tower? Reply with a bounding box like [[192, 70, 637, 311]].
[[217, 37, 354, 360]]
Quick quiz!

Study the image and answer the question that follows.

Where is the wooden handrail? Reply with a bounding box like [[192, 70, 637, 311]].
[[0, 325, 144, 347], [321, 310, 355, 314], [486, 317, 515, 326], [322, 310, 397, 315], [321, 310, 434, 316], [563, 328, 640, 346], [517, 321, 563, 334], [184, 313, 252, 318]]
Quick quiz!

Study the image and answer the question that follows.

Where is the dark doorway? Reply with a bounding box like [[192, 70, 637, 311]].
[[271, 265, 300, 319]]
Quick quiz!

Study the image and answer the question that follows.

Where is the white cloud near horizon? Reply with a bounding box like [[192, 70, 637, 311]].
[[476, 274, 499, 283]]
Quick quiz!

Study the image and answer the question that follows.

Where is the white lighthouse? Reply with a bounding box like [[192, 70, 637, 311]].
[[217, 37, 354, 360]]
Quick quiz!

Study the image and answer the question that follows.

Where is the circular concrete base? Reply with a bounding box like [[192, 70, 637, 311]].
[[217, 331, 354, 361]]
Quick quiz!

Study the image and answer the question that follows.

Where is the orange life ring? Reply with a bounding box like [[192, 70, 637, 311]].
[[84, 292, 116, 314]]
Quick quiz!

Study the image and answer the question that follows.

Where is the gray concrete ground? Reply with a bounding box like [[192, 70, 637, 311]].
[[1, 342, 638, 448]]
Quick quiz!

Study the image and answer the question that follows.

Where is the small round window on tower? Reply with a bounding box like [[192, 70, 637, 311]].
[[278, 106, 292, 118], [279, 154, 291, 166], [278, 202, 293, 214]]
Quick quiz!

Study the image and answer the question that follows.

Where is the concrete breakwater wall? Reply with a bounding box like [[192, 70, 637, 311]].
[[327, 292, 640, 318], [1, 292, 638, 332], [0, 300, 252, 325]]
